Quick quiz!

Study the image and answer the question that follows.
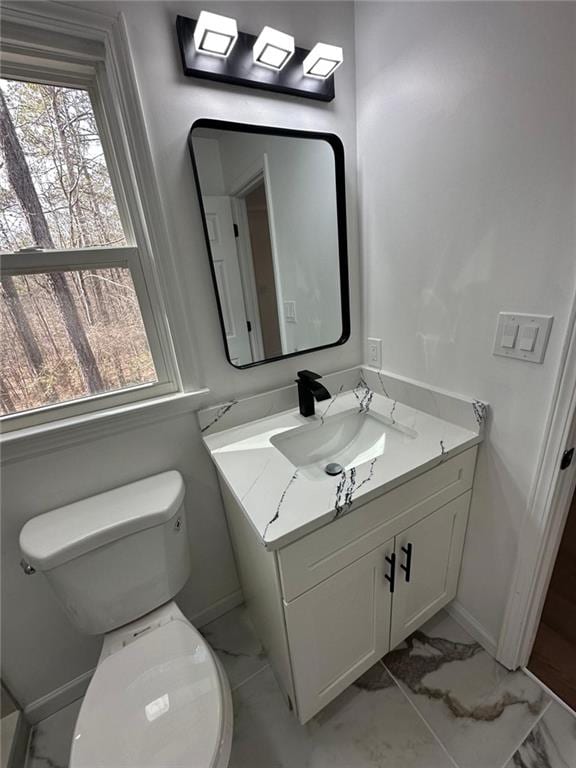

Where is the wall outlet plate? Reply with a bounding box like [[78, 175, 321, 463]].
[[367, 338, 382, 368], [493, 313, 553, 363]]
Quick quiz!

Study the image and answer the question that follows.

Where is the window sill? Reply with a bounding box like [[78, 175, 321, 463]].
[[1, 389, 210, 464]]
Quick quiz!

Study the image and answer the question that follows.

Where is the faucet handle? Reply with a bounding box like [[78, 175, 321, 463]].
[[296, 370, 321, 383]]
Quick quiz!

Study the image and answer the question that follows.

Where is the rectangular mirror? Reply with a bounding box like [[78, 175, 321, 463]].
[[189, 120, 350, 368]]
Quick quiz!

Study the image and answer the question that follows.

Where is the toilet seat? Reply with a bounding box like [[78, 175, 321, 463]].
[[70, 615, 232, 768]]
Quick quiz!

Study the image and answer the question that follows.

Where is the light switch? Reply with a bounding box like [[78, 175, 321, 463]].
[[501, 321, 519, 349], [518, 325, 539, 352], [493, 313, 553, 363], [284, 301, 297, 323]]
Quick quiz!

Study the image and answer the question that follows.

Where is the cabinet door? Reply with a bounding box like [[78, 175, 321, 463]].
[[390, 491, 471, 649], [284, 539, 394, 723]]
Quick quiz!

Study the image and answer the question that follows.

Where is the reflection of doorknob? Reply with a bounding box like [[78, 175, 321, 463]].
[[560, 448, 574, 470]]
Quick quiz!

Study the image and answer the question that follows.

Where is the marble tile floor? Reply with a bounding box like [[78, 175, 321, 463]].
[[25, 607, 576, 768]]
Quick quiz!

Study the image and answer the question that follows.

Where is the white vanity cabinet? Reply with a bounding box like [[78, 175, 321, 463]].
[[284, 492, 471, 721], [284, 538, 394, 721], [219, 446, 477, 724], [390, 492, 470, 648]]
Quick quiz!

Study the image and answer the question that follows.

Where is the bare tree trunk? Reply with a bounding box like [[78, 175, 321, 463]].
[[54, 89, 110, 323], [0, 276, 44, 374], [51, 89, 87, 246], [52, 89, 97, 327], [0, 375, 16, 414], [23, 276, 62, 360], [49, 271, 103, 389], [0, 87, 104, 394]]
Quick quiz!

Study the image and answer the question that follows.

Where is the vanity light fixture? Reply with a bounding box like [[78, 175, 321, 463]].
[[193, 10, 238, 57], [303, 43, 343, 79], [177, 14, 338, 101], [253, 27, 295, 70]]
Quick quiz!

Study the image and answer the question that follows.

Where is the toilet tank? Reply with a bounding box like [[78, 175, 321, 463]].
[[19, 471, 191, 635]]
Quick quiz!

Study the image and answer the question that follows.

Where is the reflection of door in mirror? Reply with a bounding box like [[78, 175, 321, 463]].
[[202, 195, 252, 365], [237, 181, 283, 360]]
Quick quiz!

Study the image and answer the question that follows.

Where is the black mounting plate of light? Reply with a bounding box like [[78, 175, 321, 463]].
[[176, 15, 335, 102]]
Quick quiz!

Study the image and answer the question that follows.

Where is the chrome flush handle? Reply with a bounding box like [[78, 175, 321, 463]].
[[20, 559, 36, 575]]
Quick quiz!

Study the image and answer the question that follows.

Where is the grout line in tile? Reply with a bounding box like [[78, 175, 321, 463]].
[[496, 698, 552, 768], [378, 660, 461, 768], [382, 657, 556, 768], [231, 661, 271, 692]]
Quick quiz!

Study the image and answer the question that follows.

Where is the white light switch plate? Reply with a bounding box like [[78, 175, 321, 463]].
[[367, 338, 382, 368], [493, 313, 553, 363]]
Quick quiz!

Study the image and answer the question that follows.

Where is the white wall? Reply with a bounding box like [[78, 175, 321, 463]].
[[356, 1, 576, 647], [109, 0, 361, 404], [192, 137, 226, 194], [1, 0, 360, 708]]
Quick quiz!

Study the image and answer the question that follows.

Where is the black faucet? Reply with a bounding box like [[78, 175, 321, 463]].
[[296, 370, 331, 417]]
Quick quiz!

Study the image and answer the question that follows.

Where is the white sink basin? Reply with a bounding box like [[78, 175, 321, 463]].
[[270, 408, 417, 480]]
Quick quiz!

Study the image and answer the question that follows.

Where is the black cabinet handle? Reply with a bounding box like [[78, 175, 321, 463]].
[[400, 543, 413, 583], [384, 552, 396, 593]]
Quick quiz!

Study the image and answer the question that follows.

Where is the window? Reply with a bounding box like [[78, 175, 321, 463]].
[[0, 67, 176, 430]]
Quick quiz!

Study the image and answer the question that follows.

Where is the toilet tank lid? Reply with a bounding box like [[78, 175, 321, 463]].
[[20, 471, 185, 571]]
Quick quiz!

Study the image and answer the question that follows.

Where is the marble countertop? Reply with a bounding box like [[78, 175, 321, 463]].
[[202, 379, 483, 551]]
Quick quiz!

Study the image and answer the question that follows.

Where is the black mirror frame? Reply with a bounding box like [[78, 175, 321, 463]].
[[188, 118, 351, 369]]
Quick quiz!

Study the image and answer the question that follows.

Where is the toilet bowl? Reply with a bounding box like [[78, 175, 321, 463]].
[[70, 602, 232, 768], [19, 471, 233, 768]]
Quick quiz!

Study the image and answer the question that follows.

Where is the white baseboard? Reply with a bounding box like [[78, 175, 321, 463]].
[[2, 711, 19, 764], [190, 589, 244, 628], [446, 601, 498, 657], [6, 711, 30, 768], [522, 666, 576, 717], [23, 590, 244, 725], [24, 668, 94, 725]]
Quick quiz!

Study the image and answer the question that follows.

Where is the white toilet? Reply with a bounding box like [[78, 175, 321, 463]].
[[19, 471, 233, 768]]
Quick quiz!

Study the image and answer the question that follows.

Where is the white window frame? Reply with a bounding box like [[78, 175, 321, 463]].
[[0, 35, 182, 431]]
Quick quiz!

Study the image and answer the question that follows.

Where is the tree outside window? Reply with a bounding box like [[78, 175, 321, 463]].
[[0, 79, 159, 418]]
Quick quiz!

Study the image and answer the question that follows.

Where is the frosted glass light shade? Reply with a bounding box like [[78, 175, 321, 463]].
[[194, 11, 238, 57], [253, 26, 295, 70], [303, 43, 343, 79]]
